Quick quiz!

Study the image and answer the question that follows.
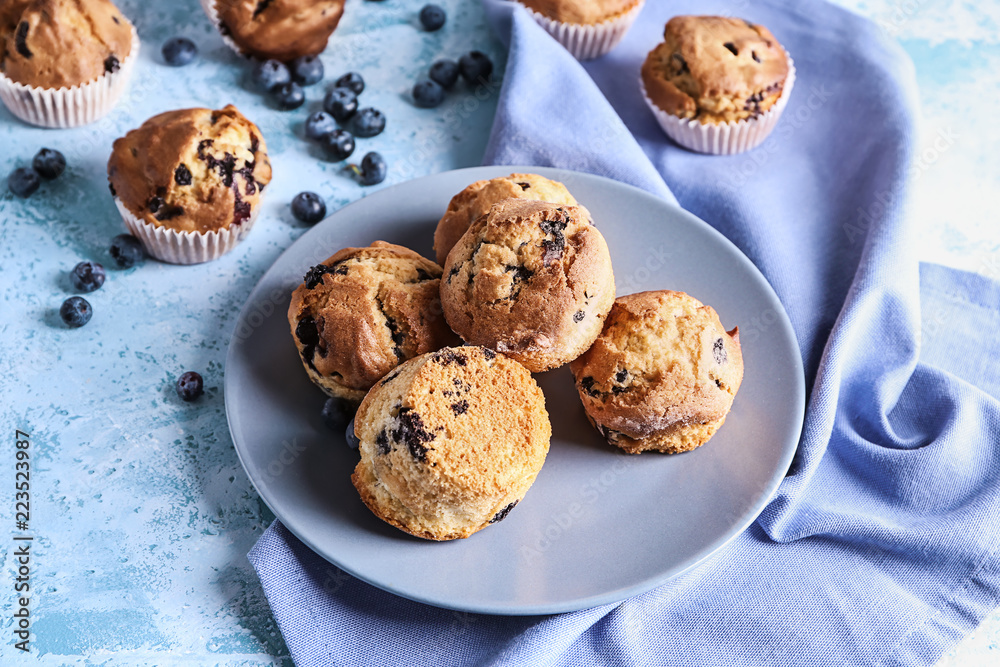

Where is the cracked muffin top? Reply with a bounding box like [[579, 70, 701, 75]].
[[641, 16, 789, 124], [287, 241, 459, 405], [0, 0, 133, 89], [107, 105, 272, 234], [213, 0, 345, 62], [516, 0, 638, 25]]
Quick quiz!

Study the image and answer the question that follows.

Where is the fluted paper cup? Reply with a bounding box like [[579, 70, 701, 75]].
[[518, 0, 645, 60]]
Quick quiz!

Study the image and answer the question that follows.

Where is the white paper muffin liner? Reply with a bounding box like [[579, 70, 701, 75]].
[[200, 0, 251, 58], [114, 197, 261, 265], [518, 0, 645, 60], [0, 26, 139, 128], [640, 55, 797, 155]]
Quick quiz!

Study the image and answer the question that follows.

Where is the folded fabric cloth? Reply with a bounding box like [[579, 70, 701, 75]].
[[249, 1, 1000, 665]]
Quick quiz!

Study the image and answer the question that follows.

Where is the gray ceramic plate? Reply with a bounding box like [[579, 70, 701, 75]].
[[225, 166, 805, 615]]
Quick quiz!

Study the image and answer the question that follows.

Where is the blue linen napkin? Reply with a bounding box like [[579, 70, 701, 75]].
[[249, 1, 1000, 664]]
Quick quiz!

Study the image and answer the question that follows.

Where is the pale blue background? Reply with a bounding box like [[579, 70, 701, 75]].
[[0, 0, 996, 664]]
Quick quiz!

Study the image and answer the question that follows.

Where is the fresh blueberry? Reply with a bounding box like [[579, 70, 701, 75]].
[[322, 397, 354, 432], [8, 167, 40, 198], [305, 111, 337, 141], [358, 152, 387, 186], [272, 81, 305, 110], [60, 296, 92, 328], [291, 55, 324, 86], [459, 50, 494, 84], [334, 71, 365, 95], [176, 371, 204, 402], [291, 192, 326, 224], [322, 129, 355, 161], [345, 417, 361, 450], [32, 148, 66, 179], [350, 108, 385, 138], [161, 36, 198, 67], [323, 86, 358, 124], [109, 234, 145, 269], [252, 59, 291, 92], [429, 59, 459, 89], [412, 79, 445, 108], [419, 4, 446, 31], [70, 261, 106, 293]]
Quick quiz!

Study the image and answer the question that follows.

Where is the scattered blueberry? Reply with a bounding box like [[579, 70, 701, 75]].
[[459, 50, 494, 84], [291, 192, 326, 224], [70, 261, 106, 293], [419, 4, 446, 31], [272, 81, 305, 110], [334, 71, 365, 95], [429, 59, 459, 89], [60, 296, 92, 328], [8, 167, 40, 198], [357, 152, 387, 186], [345, 417, 361, 450], [252, 59, 291, 92], [162, 36, 198, 67], [350, 108, 385, 138], [412, 79, 445, 108], [176, 371, 204, 402], [323, 86, 358, 124], [109, 234, 145, 269], [322, 129, 356, 161], [322, 397, 354, 432], [33, 148, 66, 179], [305, 111, 337, 141], [291, 55, 324, 86]]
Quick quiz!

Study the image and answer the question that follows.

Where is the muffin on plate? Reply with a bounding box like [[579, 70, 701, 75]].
[[107, 105, 272, 264], [203, 0, 345, 61], [0, 0, 138, 127], [640, 16, 795, 154], [570, 290, 743, 454], [287, 241, 459, 406], [515, 0, 645, 60], [440, 199, 615, 373], [352, 345, 551, 540]]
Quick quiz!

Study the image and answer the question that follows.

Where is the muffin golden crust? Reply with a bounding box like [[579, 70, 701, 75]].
[[517, 0, 638, 25], [214, 0, 345, 62], [352, 346, 551, 541], [434, 173, 579, 266], [570, 290, 743, 454], [1, 0, 133, 89], [641, 16, 788, 124], [440, 199, 615, 373], [287, 242, 459, 405], [107, 105, 272, 234]]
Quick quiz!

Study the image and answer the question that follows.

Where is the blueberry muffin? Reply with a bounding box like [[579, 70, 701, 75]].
[[517, 0, 639, 25], [641, 16, 789, 124], [570, 290, 743, 454], [440, 199, 615, 373], [210, 0, 345, 62], [287, 242, 459, 405], [351, 346, 551, 540], [515, 0, 645, 60], [434, 173, 579, 266]]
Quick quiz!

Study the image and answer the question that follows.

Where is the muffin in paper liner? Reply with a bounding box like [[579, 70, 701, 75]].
[[199, 0, 247, 59], [640, 55, 797, 155], [114, 197, 261, 265], [517, 0, 645, 61], [0, 26, 139, 129]]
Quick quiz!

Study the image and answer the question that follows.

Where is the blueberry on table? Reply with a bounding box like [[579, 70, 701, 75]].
[[8, 167, 40, 198], [419, 4, 446, 31], [33, 148, 66, 179], [272, 81, 305, 110], [109, 234, 145, 269], [334, 71, 365, 95], [162, 36, 198, 67], [459, 51, 494, 84], [412, 79, 445, 108], [305, 110, 337, 141], [252, 59, 291, 92], [350, 108, 385, 138], [357, 152, 387, 186], [345, 417, 361, 450], [323, 86, 358, 124], [291, 192, 327, 224], [291, 55, 324, 86], [70, 261, 106, 293], [429, 59, 459, 89], [322, 129, 356, 161], [60, 296, 92, 328], [322, 397, 355, 432], [176, 371, 204, 402]]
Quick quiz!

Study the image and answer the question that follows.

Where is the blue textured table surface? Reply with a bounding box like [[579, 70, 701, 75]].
[[0, 0, 995, 664]]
